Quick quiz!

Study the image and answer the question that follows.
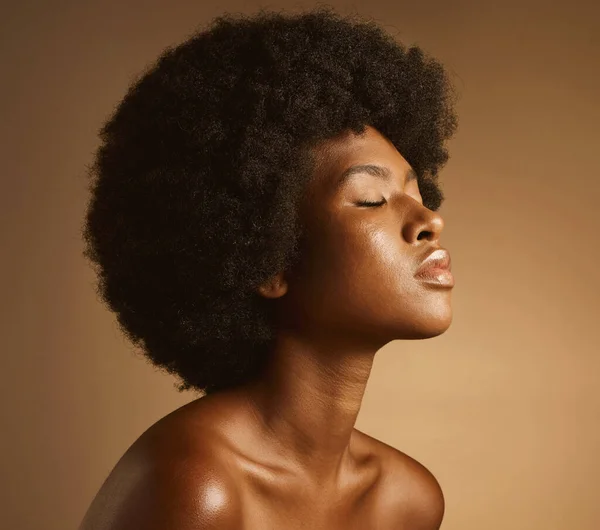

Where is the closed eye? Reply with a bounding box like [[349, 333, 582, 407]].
[[356, 199, 386, 207]]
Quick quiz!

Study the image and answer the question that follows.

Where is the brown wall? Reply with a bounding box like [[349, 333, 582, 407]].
[[2, 1, 599, 529]]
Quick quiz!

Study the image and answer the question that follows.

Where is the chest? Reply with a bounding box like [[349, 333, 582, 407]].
[[236, 474, 403, 530], [239, 496, 378, 530]]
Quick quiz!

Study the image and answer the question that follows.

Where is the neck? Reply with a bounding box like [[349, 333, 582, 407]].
[[241, 331, 376, 486]]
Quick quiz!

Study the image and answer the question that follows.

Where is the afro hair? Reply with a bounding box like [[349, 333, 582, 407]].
[[81, 6, 458, 396]]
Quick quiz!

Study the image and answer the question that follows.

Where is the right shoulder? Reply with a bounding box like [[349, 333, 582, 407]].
[[78, 424, 243, 530]]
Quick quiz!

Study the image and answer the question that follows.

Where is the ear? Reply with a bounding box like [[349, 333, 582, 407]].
[[256, 271, 288, 299]]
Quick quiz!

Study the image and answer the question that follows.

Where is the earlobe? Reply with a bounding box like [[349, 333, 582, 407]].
[[256, 272, 288, 299]]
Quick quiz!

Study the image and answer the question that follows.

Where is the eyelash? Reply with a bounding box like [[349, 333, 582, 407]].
[[357, 199, 386, 207]]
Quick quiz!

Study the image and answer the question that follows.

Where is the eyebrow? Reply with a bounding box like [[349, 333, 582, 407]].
[[335, 164, 417, 189]]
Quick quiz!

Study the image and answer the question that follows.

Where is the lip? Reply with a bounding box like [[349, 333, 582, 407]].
[[415, 248, 455, 287]]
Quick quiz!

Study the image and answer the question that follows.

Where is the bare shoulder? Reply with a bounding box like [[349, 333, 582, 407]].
[[354, 428, 445, 530], [78, 416, 242, 530]]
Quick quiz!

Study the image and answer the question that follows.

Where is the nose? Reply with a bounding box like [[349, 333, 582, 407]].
[[402, 202, 445, 244]]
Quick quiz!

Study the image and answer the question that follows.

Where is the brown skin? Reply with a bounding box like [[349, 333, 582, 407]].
[[79, 125, 452, 529]]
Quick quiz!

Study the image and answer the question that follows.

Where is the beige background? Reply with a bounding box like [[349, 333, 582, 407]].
[[2, 1, 599, 529]]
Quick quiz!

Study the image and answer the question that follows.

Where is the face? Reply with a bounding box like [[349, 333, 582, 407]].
[[267, 125, 454, 350]]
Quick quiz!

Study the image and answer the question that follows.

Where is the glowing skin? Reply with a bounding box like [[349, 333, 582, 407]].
[[79, 125, 451, 530]]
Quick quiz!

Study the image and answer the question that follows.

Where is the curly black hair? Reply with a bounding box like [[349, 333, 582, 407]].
[[81, 6, 458, 396]]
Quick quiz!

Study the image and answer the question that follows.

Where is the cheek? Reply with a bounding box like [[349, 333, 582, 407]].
[[336, 222, 404, 279], [317, 222, 409, 299], [365, 227, 401, 270], [293, 212, 409, 293]]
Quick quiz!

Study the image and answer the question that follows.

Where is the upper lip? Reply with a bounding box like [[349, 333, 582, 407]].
[[415, 247, 452, 275]]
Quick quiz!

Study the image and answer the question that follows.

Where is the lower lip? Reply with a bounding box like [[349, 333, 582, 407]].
[[415, 267, 455, 287]]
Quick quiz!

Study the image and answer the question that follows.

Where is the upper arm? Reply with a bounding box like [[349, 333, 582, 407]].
[[79, 452, 242, 530]]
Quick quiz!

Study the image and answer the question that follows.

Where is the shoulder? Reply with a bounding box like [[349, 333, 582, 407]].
[[79, 417, 242, 530], [356, 429, 445, 530]]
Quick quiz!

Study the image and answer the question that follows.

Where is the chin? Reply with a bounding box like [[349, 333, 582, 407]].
[[390, 303, 453, 341], [409, 311, 453, 339], [406, 323, 451, 340]]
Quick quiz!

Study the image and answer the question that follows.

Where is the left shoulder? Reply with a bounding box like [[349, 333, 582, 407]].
[[358, 431, 445, 530]]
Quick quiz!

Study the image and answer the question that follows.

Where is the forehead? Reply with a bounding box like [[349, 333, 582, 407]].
[[310, 126, 412, 189]]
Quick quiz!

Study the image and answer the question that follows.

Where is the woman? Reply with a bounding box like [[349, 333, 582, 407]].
[[79, 6, 458, 529]]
